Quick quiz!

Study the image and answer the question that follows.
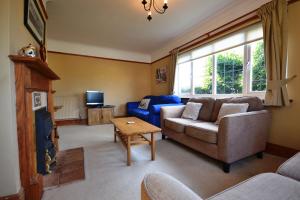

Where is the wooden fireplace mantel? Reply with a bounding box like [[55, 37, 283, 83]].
[[9, 55, 60, 80], [9, 55, 60, 200]]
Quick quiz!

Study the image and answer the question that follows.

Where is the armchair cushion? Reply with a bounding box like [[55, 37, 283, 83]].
[[277, 152, 300, 181], [185, 122, 218, 144], [165, 118, 198, 133], [142, 173, 202, 200], [208, 173, 300, 200]]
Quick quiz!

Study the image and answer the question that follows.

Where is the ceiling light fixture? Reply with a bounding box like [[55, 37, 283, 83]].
[[141, 0, 168, 21]]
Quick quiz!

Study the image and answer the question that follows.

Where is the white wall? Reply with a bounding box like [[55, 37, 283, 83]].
[[0, 0, 21, 196], [0, 0, 41, 196]]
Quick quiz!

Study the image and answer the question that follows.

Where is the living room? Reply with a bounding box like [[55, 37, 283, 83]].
[[0, 0, 300, 200]]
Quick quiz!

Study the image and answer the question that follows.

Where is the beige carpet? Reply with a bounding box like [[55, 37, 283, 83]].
[[42, 124, 286, 200]]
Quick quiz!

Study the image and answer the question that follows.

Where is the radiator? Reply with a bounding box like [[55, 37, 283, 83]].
[[54, 95, 86, 120]]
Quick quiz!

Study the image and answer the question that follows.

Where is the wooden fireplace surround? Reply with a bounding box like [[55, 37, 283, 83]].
[[9, 55, 60, 200]]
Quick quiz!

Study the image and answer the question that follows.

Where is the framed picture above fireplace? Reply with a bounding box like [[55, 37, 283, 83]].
[[24, 0, 46, 45]]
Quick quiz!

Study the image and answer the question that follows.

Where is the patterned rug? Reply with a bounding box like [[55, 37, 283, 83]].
[[43, 147, 85, 188]]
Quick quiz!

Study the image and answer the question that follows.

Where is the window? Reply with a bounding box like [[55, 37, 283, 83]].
[[175, 23, 266, 98]]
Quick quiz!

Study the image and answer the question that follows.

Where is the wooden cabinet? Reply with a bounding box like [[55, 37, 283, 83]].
[[88, 107, 114, 125], [102, 108, 114, 124]]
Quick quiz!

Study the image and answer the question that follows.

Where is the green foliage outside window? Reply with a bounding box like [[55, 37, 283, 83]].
[[193, 41, 266, 94], [252, 41, 266, 91], [216, 53, 243, 94]]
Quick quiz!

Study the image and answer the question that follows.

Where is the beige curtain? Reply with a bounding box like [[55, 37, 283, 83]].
[[258, 0, 295, 106], [169, 48, 179, 95]]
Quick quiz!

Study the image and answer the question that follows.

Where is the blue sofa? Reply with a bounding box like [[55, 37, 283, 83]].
[[127, 95, 182, 127]]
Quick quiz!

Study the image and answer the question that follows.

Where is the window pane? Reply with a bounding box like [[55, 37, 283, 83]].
[[178, 62, 192, 94], [177, 53, 190, 64], [193, 56, 213, 94], [250, 40, 266, 92], [216, 46, 244, 94]]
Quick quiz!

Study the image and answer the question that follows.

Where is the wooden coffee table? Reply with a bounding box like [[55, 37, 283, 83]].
[[111, 117, 161, 166]]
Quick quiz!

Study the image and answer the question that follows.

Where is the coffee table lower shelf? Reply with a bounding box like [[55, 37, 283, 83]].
[[114, 129, 156, 166]]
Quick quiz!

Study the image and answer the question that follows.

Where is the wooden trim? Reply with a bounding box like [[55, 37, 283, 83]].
[[266, 143, 299, 158], [55, 119, 88, 126], [289, 0, 300, 5], [178, 12, 259, 53], [38, 0, 48, 19], [151, 54, 171, 64], [152, 0, 299, 64], [9, 55, 60, 80], [0, 188, 24, 200], [47, 51, 151, 65]]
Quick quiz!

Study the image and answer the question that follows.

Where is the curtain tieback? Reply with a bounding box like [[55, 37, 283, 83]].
[[267, 75, 297, 90]]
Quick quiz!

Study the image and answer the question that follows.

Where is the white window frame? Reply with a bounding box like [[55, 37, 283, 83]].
[[175, 40, 266, 99]]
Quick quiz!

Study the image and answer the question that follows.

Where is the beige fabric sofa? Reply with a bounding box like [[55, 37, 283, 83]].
[[141, 153, 300, 200], [161, 97, 271, 172]]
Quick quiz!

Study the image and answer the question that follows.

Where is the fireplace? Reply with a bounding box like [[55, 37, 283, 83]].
[[35, 107, 56, 175]]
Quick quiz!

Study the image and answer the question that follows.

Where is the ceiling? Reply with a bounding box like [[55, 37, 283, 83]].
[[47, 0, 238, 54]]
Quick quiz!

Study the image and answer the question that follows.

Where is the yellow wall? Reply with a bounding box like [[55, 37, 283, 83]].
[[268, 2, 300, 150], [151, 56, 171, 95], [149, 2, 300, 150], [48, 53, 151, 117]]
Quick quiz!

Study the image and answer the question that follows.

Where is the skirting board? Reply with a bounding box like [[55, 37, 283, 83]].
[[55, 116, 127, 126], [0, 188, 24, 200], [266, 143, 299, 158], [55, 119, 87, 126]]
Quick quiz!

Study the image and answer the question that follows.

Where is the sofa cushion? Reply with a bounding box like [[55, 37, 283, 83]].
[[189, 97, 215, 121], [165, 118, 198, 133], [215, 103, 249, 125], [138, 99, 151, 110], [210, 96, 264, 122], [208, 173, 300, 200], [181, 102, 203, 120], [185, 122, 218, 144]]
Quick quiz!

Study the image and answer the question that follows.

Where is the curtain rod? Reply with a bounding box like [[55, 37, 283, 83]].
[[172, 0, 299, 53]]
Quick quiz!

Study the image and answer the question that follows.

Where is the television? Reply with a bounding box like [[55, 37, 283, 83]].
[[86, 91, 104, 107]]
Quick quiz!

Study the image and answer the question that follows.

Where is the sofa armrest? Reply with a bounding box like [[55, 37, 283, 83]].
[[141, 173, 202, 200], [218, 110, 271, 163], [277, 152, 300, 181], [160, 105, 185, 129], [150, 103, 183, 115], [127, 101, 140, 110]]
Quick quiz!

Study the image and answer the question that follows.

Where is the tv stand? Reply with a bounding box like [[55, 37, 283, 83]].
[[87, 106, 115, 125]]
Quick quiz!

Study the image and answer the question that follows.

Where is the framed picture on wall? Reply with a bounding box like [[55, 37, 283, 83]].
[[156, 67, 167, 83], [24, 0, 46, 45]]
